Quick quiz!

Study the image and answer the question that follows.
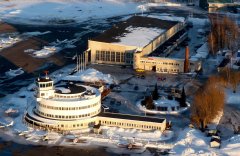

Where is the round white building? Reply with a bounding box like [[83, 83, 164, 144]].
[[25, 76, 101, 131]]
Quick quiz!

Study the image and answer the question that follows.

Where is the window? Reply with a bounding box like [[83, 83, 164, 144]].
[[96, 50, 100, 60], [111, 51, 115, 62], [116, 52, 121, 62], [106, 51, 110, 61], [121, 53, 125, 62], [101, 51, 105, 61]]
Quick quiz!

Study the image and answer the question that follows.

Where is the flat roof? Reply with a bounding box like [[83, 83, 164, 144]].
[[92, 16, 179, 47], [98, 112, 165, 123], [55, 84, 86, 94], [36, 77, 53, 82]]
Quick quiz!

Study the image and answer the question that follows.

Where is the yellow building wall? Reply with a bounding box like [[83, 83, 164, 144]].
[[88, 40, 136, 64], [98, 116, 166, 131]]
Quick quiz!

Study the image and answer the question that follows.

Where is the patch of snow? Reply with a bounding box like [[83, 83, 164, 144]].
[[63, 68, 115, 84], [187, 17, 209, 26]]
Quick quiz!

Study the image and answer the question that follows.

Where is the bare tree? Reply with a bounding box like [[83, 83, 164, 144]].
[[219, 67, 240, 92], [208, 15, 239, 55], [191, 76, 225, 131]]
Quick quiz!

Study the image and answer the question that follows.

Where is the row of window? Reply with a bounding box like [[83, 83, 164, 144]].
[[95, 50, 133, 63], [54, 94, 82, 99], [140, 60, 181, 66], [38, 82, 53, 88], [157, 68, 180, 72], [36, 109, 100, 119], [100, 120, 162, 130], [156, 106, 180, 111], [25, 116, 95, 129], [37, 102, 100, 110], [59, 121, 95, 128]]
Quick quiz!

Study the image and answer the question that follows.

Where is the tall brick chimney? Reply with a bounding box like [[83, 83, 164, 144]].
[[184, 46, 189, 73]]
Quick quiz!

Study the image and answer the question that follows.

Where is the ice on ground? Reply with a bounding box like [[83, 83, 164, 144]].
[[113, 26, 165, 47], [63, 68, 115, 84]]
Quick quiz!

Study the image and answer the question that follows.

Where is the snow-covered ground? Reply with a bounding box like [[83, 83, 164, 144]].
[[0, 33, 21, 50], [225, 86, 240, 105], [102, 126, 173, 142], [63, 68, 115, 84], [0, 0, 142, 25]]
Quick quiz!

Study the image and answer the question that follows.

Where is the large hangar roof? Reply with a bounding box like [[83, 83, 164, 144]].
[[91, 16, 179, 48]]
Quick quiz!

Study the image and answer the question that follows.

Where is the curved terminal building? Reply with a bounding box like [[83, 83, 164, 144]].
[[25, 75, 167, 132]]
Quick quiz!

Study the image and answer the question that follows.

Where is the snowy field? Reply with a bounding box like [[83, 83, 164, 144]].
[[0, 0, 142, 25]]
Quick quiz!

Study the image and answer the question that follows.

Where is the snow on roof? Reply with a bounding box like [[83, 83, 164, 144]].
[[55, 87, 71, 94], [147, 14, 185, 22], [62, 68, 114, 84], [92, 16, 178, 48], [113, 26, 165, 47], [191, 42, 209, 59]]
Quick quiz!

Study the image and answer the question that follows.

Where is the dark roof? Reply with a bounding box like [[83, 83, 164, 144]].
[[55, 84, 86, 94], [92, 16, 179, 44], [36, 77, 53, 82], [98, 112, 165, 123], [218, 58, 230, 68], [210, 138, 221, 143]]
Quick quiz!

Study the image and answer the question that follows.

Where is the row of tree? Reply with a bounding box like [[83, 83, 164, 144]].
[[141, 84, 188, 110], [208, 15, 239, 55]]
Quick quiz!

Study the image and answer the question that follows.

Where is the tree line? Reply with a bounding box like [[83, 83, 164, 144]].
[[208, 15, 239, 55]]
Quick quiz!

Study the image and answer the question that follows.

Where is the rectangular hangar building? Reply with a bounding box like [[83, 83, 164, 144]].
[[88, 16, 186, 65]]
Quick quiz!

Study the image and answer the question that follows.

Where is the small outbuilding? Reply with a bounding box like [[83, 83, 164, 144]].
[[210, 136, 221, 148], [93, 123, 101, 134]]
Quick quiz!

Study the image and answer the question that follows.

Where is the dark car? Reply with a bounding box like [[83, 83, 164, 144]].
[[140, 75, 145, 79]]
